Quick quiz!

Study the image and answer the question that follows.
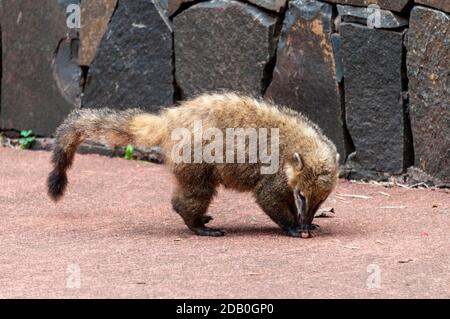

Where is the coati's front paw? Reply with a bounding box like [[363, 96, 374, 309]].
[[299, 224, 321, 238], [284, 225, 316, 238], [193, 227, 225, 237], [201, 215, 213, 224], [284, 227, 303, 238]]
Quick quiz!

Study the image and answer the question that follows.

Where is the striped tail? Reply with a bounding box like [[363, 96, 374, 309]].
[[47, 108, 146, 201]]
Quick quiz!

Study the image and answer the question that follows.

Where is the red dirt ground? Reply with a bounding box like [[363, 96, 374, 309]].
[[0, 147, 449, 298]]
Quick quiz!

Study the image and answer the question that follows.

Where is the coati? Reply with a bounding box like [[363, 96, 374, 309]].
[[47, 93, 340, 238]]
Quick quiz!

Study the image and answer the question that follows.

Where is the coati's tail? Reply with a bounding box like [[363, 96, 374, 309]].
[[47, 108, 165, 201]]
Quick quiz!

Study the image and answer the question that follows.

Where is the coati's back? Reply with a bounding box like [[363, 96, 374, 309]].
[[141, 93, 338, 188]]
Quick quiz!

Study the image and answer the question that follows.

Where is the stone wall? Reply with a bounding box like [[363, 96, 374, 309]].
[[0, 0, 448, 185]]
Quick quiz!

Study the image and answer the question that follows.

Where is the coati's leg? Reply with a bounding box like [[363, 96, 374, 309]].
[[172, 187, 224, 236], [171, 165, 224, 237], [254, 177, 300, 237]]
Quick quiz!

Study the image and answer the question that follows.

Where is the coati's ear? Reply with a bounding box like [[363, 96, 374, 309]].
[[336, 153, 340, 163], [293, 152, 303, 170]]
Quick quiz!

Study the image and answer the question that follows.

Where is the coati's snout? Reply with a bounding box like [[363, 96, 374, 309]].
[[285, 152, 340, 238], [293, 187, 326, 238], [293, 188, 312, 238]]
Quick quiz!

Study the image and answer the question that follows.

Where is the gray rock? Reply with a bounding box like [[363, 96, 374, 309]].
[[79, 0, 118, 66], [325, 0, 411, 13], [0, 0, 81, 136], [407, 6, 450, 184], [340, 151, 393, 181], [341, 23, 405, 173], [331, 34, 344, 83], [402, 167, 445, 188], [31, 138, 165, 164], [168, 0, 198, 16], [266, 0, 347, 160], [169, 0, 288, 13], [247, 0, 287, 12], [415, 0, 450, 14], [53, 35, 83, 107], [154, 0, 169, 17], [157, 0, 169, 14], [173, 0, 278, 98], [337, 4, 408, 28], [82, 0, 173, 112], [134, 146, 165, 164]]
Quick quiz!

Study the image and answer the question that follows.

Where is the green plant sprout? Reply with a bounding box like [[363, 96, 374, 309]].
[[19, 130, 36, 149], [124, 144, 135, 160]]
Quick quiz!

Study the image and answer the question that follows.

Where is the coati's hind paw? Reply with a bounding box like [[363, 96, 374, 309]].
[[193, 227, 225, 237]]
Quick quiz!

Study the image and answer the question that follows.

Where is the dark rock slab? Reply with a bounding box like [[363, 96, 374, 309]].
[[82, 0, 173, 111], [416, 0, 450, 14], [247, 0, 287, 12], [331, 34, 344, 83], [407, 6, 450, 184], [325, 0, 411, 13], [403, 167, 446, 188], [168, 0, 197, 16], [266, 0, 346, 159], [79, 0, 117, 66], [337, 4, 408, 28], [158, 0, 169, 15], [0, 0, 81, 136], [30, 138, 165, 164], [173, 0, 278, 98], [341, 23, 405, 173], [53, 35, 83, 108]]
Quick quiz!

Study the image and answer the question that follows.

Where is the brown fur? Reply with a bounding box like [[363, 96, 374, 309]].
[[48, 93, 339, 237]]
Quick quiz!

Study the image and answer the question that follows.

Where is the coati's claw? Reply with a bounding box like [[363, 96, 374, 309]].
[[201, 215, 214, 224], [285, 225, 316, 238], [284, 226, 312, 238], [285, 227, 301, 237], [193, 227, 225, 237]]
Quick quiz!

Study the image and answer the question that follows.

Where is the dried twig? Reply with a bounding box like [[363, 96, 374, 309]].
[[315, 207, 335, 218], [410, 182, 429, 189], [341, 244, 359, 250], [245, 272, 263, 276], [336, 193, 372, 199]]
